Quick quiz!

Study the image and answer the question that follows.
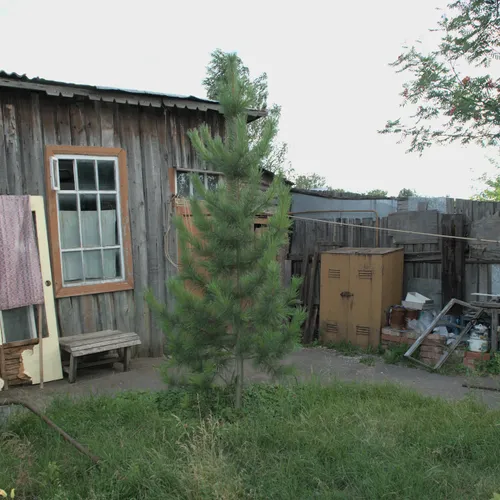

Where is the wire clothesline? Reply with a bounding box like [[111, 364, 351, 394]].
[[289, 215, 500, 246], [165, 208, 500, 266]]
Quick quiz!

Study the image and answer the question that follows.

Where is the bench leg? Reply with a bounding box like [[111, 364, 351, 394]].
[[123, 347, 131, 372], [68, 355, 78, 384]]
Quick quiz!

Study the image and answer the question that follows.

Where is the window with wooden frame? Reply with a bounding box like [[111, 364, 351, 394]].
[[45, 146, 133, 298], [174, 167, 222, 198], [0, 306, 37, 343]]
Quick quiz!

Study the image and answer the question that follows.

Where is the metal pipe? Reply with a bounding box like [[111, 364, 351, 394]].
[[288, 209, 380, 247], [0, 398, 100, 465]]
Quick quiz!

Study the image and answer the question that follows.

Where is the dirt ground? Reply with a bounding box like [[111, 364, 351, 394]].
[[3, 348, 500, 411]]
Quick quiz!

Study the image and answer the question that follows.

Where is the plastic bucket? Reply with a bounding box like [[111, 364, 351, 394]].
[[468, 337, 488, 353]]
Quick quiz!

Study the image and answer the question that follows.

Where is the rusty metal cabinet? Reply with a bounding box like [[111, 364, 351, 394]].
[[320, 248, 404, 348]]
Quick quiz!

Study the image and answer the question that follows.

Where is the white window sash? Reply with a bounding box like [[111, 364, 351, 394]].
[[0, 305, 36, 345], [54, 155, 125, 287]]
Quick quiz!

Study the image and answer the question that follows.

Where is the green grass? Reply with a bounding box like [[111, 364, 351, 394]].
[[359, 356, 376, 366], [475, 354, 500, 377], [322, 340, 383, 357], [436, 353, 470, 376], [383, 343, 411, 365], [2, 382, 500, 499], [320, 340, 412, 368]]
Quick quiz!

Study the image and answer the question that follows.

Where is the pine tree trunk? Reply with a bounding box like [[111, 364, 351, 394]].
[[235, 237, 244, 409], [235, 354, 244, 409]]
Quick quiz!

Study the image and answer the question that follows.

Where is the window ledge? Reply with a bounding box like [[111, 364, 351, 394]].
[[55, 279, 134, 299], [3, 338, 39, 349]]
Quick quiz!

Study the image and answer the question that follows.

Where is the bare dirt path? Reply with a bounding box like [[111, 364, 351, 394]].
[[3, 348, 500, 412]]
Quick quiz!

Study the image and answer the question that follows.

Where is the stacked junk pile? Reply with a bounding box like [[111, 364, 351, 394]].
[[383, 292, 496, 370], [308, 247, 497, 372]]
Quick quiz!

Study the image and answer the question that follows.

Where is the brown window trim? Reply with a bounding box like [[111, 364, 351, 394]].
[[45, 145, 134, 298], [170, 166, 224, 199]]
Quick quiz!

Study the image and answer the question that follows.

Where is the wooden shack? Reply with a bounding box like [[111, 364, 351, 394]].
[[0, 71, 270, 364]]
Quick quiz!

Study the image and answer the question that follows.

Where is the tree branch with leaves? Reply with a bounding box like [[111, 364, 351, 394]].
[[381, 0, 500, 153]]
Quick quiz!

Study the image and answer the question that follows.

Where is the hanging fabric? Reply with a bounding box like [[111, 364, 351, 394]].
[[0, 195, 44, 310]]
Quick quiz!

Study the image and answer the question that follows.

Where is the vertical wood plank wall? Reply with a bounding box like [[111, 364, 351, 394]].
[[0, 89, 225, 356]]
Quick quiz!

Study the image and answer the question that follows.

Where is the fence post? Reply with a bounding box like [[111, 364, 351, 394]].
[[441, 214, 466, 314]]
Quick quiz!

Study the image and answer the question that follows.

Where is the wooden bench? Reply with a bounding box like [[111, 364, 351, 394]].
[[59, 330, 141, 383]]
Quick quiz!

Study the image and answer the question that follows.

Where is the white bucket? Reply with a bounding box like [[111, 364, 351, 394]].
[[468, 337, 488, 353]]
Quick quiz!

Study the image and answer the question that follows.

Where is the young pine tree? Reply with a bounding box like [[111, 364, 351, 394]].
[[147, 55, 305, 409]]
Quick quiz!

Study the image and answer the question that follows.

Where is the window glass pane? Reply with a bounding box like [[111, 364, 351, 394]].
[[62, 252, 83, 283], [103, 248, 121, 279], [2, 306, 33, 343], [58, 159, 75, 190], [207, 174, 219, 191], [58, 194, 80, 249], [77, 160, 96, 190], [83, 250, 103, 280], [176, 172, 190, 197], [80, 194, 100, 248], [100, 194, 118, 247], [98, 160, 116, 190], [193, 173, 205, 200]]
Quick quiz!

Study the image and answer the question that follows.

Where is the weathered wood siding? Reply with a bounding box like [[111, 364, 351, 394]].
[[0, 88, 225, 356]]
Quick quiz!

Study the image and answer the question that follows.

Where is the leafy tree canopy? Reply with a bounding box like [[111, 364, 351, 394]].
[[365, 189, 389, 197], [203, 48, 289, 175], [398, 188, 418, 198], [381, 0, 500, 153], [473, 158, 500, 200], [293, 173, 331, 190]]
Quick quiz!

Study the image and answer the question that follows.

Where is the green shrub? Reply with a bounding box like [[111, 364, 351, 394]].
[[475, 354, 500, 376], [383, 343, 410, 364]]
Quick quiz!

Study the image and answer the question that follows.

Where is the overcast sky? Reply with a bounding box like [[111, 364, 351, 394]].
[[0, 0, 495, 198]]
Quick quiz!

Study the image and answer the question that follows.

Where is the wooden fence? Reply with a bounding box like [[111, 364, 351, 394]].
[[288, 198, 500, 312]]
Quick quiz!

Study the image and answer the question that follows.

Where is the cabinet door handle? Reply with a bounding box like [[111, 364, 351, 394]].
[[340, 291, 353, 298]]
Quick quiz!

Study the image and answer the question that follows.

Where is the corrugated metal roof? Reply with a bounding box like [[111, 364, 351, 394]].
[[0, 71, 216, 103], [0, 71, 265, 120], [290, 187, 398, 200]]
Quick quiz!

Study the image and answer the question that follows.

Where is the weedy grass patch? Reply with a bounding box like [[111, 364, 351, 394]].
[[2, 382, 500, 499]]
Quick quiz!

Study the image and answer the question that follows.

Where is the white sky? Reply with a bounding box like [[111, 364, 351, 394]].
[[0, 0, 496, 198]]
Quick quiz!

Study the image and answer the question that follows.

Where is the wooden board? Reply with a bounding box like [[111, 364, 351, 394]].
[[388, 210, 439, 244], [59, 330, 141, 357], [59, 329, 138, 344], [118, 105, 150, 356], [65, 339, 141, 357], [441, 214, 466, 310], [60, 332, 138, 348], [0, 103, 8, 195], [139, 108, 164, 357]]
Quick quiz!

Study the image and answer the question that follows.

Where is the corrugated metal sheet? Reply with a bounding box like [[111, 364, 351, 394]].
[[291, 192, 399, 219], [290, 188, 399, 201], [0, 71, 215, 102], [0, 71, 265, 120]]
